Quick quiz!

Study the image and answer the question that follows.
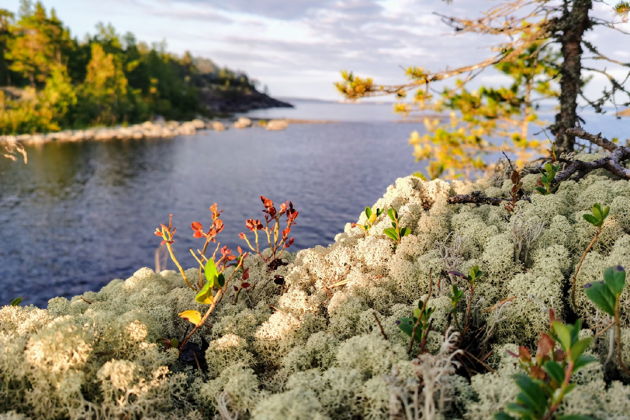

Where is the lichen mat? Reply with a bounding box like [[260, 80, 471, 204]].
[[2, 152, 630, 419]]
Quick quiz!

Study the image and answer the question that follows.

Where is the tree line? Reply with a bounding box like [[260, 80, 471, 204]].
[[0, 0, 257, 134]]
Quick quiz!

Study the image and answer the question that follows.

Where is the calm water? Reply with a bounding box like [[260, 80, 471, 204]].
[[0, 99, 627, 306]]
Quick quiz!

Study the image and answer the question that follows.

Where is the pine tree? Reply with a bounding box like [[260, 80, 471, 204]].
[[5, 1, 71, 86]]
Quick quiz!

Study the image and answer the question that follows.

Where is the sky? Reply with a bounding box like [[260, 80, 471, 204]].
[[1, 0, 629, 101]]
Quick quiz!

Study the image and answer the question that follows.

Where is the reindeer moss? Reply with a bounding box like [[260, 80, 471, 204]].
[[2, 159, 630, 418]]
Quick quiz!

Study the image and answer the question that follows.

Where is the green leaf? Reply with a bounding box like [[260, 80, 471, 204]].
[[505, 402, 536, 417], [591, 203, 603, 220], [494, 412, 516, 420], [557, 415, 597, 420], [383, 228, 399, 241], [543, 360, 564, 384], [400, 227, 411, 237], [217, 273, 225, 287], [552, 321, 573, 351], [195, 280, 214, 304], [604, 266, 625, 296], [387, 208, 397, 222], [514, 374, 548, 415], [584, 281, 616, 316], [365, 207, 372, 218], [9, 297, 23, 306], [535, 186, 547, 195], [398, 317, 415, 337], [574, 354, 597, 372], [570, 337, 592, 361], [582, 213, 600, 226], [204, 258, 218, 285]]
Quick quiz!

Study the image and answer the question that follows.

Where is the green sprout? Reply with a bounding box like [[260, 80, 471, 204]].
[[496, 313, 596, 419], [570, 203, 609, 307], [353, 206, 383, 234], [398, 301, 434, 355], [383, 208, 411, 243], [535, 163, 559, 195], [448, 284, 464, 313], [448, 265, 485, 334], [9, 297, 23, 306], [584, 266, 630, 376]]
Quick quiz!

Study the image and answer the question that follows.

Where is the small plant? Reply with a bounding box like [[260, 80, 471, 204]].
[[177, 254, 247, 350], [240, 196, 299, 267], [155, 207, 248, 351], [154, 214, 195, 290], [496, 311, 596, 419], [571, 203, 609, 307], [399, 300, 434, 356], [352, 206, 383, 234], [449, 266, 484, 328], [584, 266, 630, 376], [154, 197, 298, 352], [384, 208, 411, 243], [9, 297, 23, 306], [535, 162, 559, 195], [448, 285, 464, 315], [504, 167, 523, 214], [399, 273, 434, 355]]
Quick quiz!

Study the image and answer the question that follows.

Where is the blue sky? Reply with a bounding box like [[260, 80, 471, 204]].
[[1, 0, 628, 101]]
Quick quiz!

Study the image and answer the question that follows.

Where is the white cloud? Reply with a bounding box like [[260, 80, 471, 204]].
[[12, 0, 630, 102]]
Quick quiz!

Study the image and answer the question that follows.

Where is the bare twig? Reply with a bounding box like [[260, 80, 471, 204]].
[[554, 129, 630, 181], [447, 191, 505, 206], [570, 226, 603, 308], [565, 128, 617, 151], [373, 311, 389, 341]]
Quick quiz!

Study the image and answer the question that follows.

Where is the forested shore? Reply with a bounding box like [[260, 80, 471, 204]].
[[0, 1, 290, 135]]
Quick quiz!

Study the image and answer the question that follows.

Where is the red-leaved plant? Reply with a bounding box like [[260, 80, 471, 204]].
[[240, 196, 299, 266], [155, 197, 298, 354]]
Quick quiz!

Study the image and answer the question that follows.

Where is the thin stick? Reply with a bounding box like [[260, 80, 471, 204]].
[[166, 241, 194, 290], [571, 227, 602, 308], [372, 311, 389, 341], [180, 288, 224, 351], [614, 298, 630, 376]]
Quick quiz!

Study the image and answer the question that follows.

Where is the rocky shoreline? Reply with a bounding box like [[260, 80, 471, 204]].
[[0, 117, 292, 145]]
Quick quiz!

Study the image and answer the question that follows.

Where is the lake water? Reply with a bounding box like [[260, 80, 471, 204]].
[[0, 99, 627, 306]]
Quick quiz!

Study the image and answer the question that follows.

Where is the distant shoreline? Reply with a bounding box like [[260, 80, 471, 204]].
[[0, 117, 290, 145], [0, 113, 449, 146]]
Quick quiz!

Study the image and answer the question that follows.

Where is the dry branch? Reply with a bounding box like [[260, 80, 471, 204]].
[[555, 128, 630, 181], [447, 192, 506, 206], [448, 128, 629, 207]]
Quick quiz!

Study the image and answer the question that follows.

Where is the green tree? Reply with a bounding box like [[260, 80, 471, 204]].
[[5, 1, 71, 86], [41, 63, 76, 127], [0, 8, 15, 85], [79, 42, 129, 125]]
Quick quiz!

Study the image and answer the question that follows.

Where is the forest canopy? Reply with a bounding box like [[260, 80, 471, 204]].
[[0, 0, 263, 134]]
